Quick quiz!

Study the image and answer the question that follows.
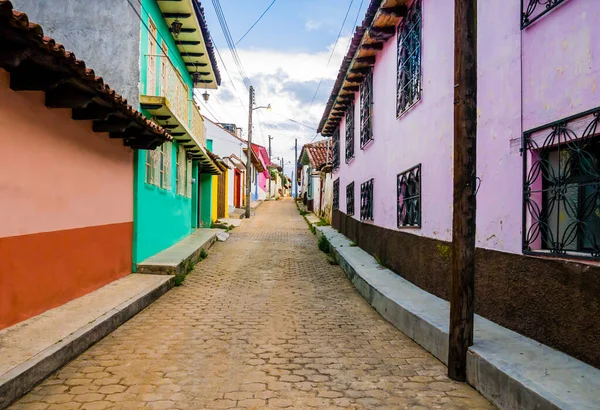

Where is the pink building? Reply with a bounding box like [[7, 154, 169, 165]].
[[319, 0, 600, 368], [252, 143, 270, 199], [0, 5, 170, 329]]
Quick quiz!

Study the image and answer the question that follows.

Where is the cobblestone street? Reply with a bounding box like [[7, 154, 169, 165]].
[[11, 199, 493, 409]]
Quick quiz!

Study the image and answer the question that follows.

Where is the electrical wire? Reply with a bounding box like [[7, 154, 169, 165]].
[[306, 0, 355, 115], [235, 0, 277, 46]]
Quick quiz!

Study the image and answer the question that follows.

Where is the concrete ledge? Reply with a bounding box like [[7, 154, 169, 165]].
[[0, 274, 173, 409], [316, 225, 600, 410], [137, 229, 220, 275]]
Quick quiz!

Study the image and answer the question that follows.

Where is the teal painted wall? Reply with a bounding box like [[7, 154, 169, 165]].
[[134, 142, 193, 263], [199, 174, 213, 228], [192, 162, 199, 229], [133, 0, 198, 264]]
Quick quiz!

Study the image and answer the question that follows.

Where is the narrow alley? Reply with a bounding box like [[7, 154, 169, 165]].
[[11, 200, 492, 409]]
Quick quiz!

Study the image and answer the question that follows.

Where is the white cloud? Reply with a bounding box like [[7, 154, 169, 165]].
[[198, 36, 352, 178], [305, 19, 323, 31]]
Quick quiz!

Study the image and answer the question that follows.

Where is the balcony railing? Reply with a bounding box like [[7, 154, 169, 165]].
[[144, 54, 205, 147], [190, 102, 206, 147]]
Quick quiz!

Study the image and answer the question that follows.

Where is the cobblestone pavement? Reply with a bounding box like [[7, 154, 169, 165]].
[[11, 199, 493, 409]]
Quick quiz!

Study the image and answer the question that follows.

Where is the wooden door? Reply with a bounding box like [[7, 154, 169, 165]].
[[233, 169, 241, 208], [217, 171, 226, 219]]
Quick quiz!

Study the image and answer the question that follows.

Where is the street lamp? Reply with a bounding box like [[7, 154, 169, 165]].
[[245, 86, 271, 218]]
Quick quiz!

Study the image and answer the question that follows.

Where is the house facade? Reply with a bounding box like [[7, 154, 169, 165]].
[[298, 140, 333, 220], [319, 0, 600, 368], [14, 0, 223, 266], [205, 118, 247, 214], [0, 3, 170, 328]]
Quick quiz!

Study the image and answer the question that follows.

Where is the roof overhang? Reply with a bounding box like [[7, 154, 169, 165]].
[[157, 0, 221, 89], [140, 94, 220, 173], [228, 155, 246, 171], [243, 147, 265, 172], [0, 0, 171, 150], [318, 0, 409, 136]]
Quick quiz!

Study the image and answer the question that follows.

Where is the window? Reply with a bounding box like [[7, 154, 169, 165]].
[[185, 159, 193, 198], [345, 102, 355, 162], [147, 18, 157, 95], [521, 0, 567, 29], [360, 70, 373, 148], [346, 182, 355, 216], [397, 164, 421, 227], [176, 146, 186, 195], [360, 178, 374, 221], [523, 108, 600, 259], [146, 143, 171, 189], [160, 142, 172, 190], [333, 178, 340, 210], [332, 129, 340, 170], [397, 0, 422, 117]]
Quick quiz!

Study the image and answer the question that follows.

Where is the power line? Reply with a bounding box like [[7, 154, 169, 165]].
[[306, 0, 355, 115], [235, 0, 278, 46], [212, 0, 252, 89]]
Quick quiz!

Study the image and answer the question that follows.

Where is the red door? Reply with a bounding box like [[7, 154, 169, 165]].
[[234, 169, 241, 208]]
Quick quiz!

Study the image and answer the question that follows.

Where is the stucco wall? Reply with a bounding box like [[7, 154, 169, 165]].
[[11, 0, 141, 107], [336, 0, 600, 255], [0, 70, 133, 328], [336, 0, 455, 242]]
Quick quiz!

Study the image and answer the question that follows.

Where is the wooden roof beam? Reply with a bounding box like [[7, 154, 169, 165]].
[[355, 56, 376, 65], [342, 85, 360, 92], [362, 42, 384, 51], [380, 5, 408, 18]]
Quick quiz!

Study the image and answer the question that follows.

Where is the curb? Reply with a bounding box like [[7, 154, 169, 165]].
[[315, 225, 600, 410], [0, 277, 174, 409]]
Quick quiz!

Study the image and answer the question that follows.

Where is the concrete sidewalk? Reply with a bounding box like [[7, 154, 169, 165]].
[[137, 229, 221, 276], [315, 222, 600, 410], [0, 274, 173, 409]]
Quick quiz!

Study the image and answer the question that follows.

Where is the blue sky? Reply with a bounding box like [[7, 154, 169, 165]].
[[204, 0, 368, 53], [198, 0, 369, 177]]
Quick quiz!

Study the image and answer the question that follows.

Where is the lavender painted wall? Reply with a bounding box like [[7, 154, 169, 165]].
[[335, 0, 600, 256]]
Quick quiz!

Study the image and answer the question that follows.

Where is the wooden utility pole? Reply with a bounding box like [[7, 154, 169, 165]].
[[294, 138, 298, 198], [268, 135, 273, 199], [245, 86, 254, 219], [449, 0, 477, 382]]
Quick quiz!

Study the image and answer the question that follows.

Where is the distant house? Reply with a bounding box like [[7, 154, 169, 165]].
[[0, 3, 170, 328], [205, 118, 247, 214], [298, 140, 333, 220]]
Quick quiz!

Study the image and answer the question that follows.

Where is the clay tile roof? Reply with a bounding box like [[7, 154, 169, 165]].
[[318, 0, 408, 136], [192, 1, 222, 86], [304, 140, 332, 170], [0, 0, 171, 149]]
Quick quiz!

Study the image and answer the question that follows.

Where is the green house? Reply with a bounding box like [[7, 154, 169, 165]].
[[134, 0, 223, 267]]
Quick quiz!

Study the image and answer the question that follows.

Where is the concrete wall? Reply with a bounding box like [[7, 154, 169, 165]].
[[0, 70, 133, 329], [12, 0, 141, 107]]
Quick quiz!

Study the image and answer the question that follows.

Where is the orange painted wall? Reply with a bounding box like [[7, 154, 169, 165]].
[[0, 69, 134, 329], [0, 223, 133, 328]]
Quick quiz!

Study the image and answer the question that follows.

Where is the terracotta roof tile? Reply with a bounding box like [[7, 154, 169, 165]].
[[302, 139, 332, 170], [192, 1, 222, 86], [0, 0, 171, 149]]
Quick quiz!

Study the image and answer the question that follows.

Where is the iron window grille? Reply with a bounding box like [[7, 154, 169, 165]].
[[397, 0, 422, 117], [360, 178, 374, 221], [521, 0, 567, 29], [346, 182, 355, 216], [397, 164, 421, 228], [360, 70, 373, 148], [523, 107, 600, 259], [333, 178, 340, 210], [345, 102, 355, 162], [332, 128, 340, 170]]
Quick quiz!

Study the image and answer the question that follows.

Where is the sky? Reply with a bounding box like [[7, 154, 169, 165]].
[[196, 0, 369, 179]]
